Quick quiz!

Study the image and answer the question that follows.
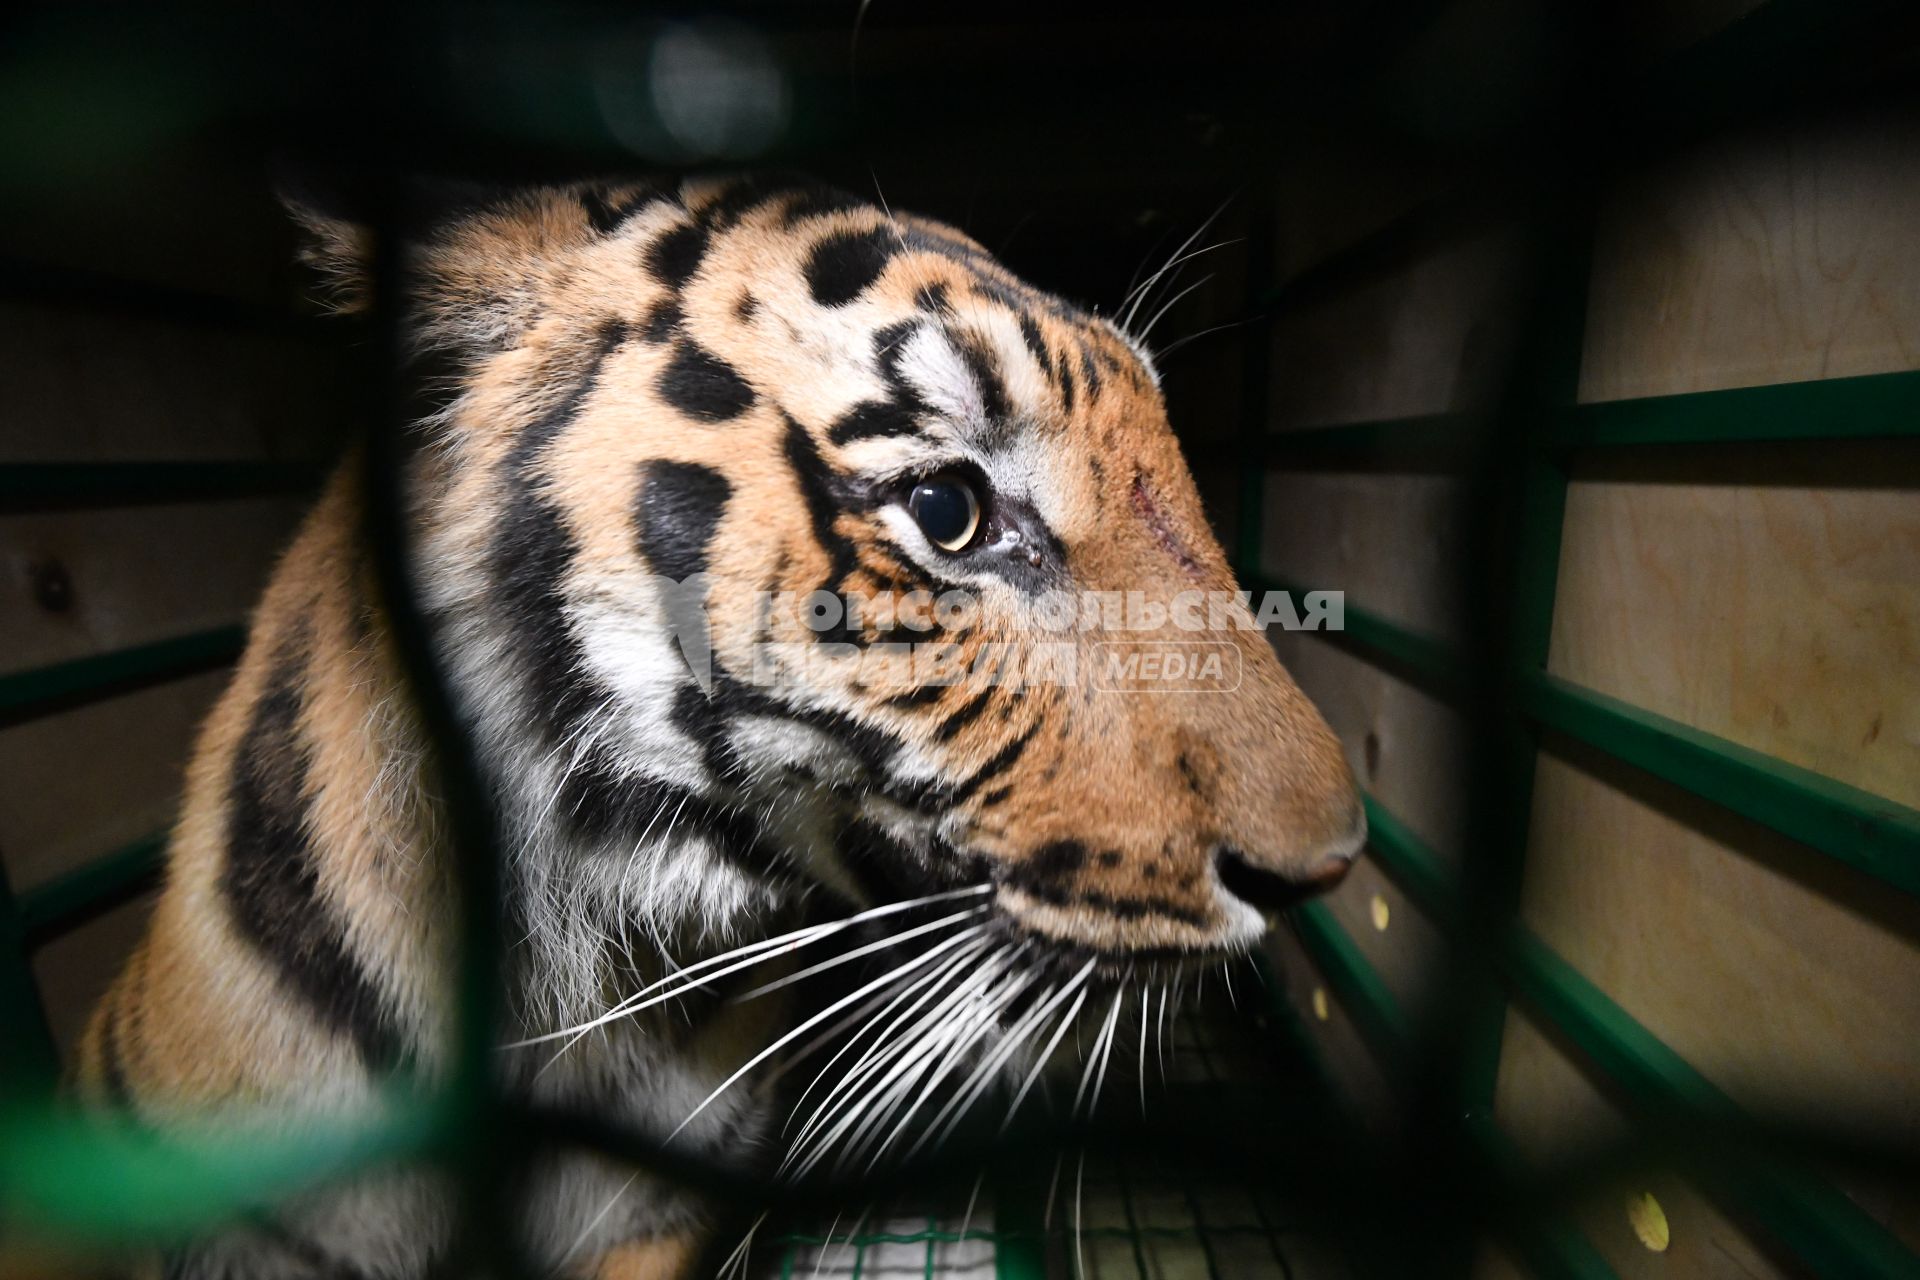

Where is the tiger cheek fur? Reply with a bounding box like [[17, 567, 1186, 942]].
[[74, 176, 1360, 1278]]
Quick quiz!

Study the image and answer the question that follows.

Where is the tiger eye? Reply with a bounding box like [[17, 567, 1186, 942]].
[[908, 476, 982, 552]]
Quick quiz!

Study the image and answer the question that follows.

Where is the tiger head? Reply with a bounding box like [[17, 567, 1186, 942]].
[[299, 176, 1363, 978]]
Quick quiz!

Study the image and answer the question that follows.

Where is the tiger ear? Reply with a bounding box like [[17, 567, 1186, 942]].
[[278, 170, 381, 315], [284, 197, 376, 314]]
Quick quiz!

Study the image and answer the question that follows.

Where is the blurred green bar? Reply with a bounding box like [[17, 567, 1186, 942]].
[[1357, 790, 1920, 1276], [0, 626, 244, 726], [1520, 671, 1920, 897], [18, 830, 166, 948], [0, 461, 324, 510], [1290, 901, 1619, 1280], [1265, 583, 1920, 896], [0, 1093, 452, 1245], [1549, 369, 1920, 448]]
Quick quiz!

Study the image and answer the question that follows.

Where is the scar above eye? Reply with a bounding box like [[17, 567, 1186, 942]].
[[1130, 471, 1205, 580]]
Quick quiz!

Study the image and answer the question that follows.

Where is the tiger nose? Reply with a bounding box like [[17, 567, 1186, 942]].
[[1215, 802, 1366, 909]]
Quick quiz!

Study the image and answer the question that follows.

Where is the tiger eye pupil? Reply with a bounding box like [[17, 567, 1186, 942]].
[[910, 480, 978, 549]]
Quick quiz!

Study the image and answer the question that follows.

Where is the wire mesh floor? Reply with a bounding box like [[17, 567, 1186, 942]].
[[759, 962, 1354, 1279]]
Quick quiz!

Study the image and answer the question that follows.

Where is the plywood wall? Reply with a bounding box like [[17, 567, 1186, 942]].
[[1254, 90, 1920, 1277], [1, 292, 346, 1057]]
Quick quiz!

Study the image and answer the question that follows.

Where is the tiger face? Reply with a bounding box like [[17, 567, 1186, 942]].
[[307, 175, 1362, 981]]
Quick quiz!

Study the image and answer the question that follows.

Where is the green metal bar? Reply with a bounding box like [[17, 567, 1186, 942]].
[[1246, 573, 1463, 697], [1193, 366, 1920, 472], [1549, 369, 1920, 448], [1360, 790, 1920, 1277], [1508, 933, 1920, 1277], [1520, 670, 1920, 898], [18, 830, 167, 949], [0, 626, 245, 727], [0, 1093, 450, 1244], [1292, 902, 1413, 1060], [1273, 586, 1920, 897], [0, 462, 325, 510], [991, 1155, 1051, 1280], [1233, 187, 1278, 578], [1290, 904, 1619, 1280], [0, 863, 59, 1098]]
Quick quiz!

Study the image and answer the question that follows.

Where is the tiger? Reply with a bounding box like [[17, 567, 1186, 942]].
[[72, 175, 1364, 1278]]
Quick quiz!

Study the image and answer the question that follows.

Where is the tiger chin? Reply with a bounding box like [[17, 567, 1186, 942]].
[[74, 176, 1364, 1279]]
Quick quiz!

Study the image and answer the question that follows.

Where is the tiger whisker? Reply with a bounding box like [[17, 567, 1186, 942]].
[[1073, 1149, 1088, 1280], [780, 931, 995, 1134], [911, 959, 1093, 1157], [1071, 989, 1124, 1119], [729, 904, 989, 1003], [504, 885, 988, 1049], [784, 946, 1015, 1178], [780, 935, 996, 1162], [1138, 273, 1215, 343], [668, 923, 991, 1141], [1119, 193, 1233, 334], [1116, 236, 1242, 325], [854, 964, 1034, 1172], [1138, 980, 1150, 1114]]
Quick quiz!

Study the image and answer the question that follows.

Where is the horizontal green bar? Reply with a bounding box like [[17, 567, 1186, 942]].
[[1268, 583, 1920, 896], [1260, 414, 1471, 468], [1290, 903, 1618, 1280], [0, 1093, 450, 1244], [0, 627, 245, 726], [1195, 369, 1920, 471], [0, 462, 324, 509], [18, 832, 166, 948], [1520, 670, 1920, 897], [1357, 793, 1920, 1276], [1551, 370, 1920, 448], [1293, 901, 1414, 1061], [1509, 931, 1920, 1276], [1249, 573, 1464, 696]]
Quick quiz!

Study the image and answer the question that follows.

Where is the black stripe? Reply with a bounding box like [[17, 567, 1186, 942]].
[[952, 330, 1012, 423], [939, 720, 1040, 808], [1079, 344, 1102, 402], [805, 227, 897, 307], [1018, 312, 1052, 378], [221, 638, 403, 1072], [646, 222, 710, 289], [641, 299, 681, 344], [828, 398, 922, 446], [658, 340, 756, 423], [488, 322, 629, 748], [933, 686, 995, 743], [556, 744, 788, 882], [781, 415, 860, 586], [97, 995, 136, 1109], [635, 460, 732, 582]]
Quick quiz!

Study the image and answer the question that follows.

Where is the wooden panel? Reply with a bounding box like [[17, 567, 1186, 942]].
[[1493, 1005, 1787, 1278], [1268, 633, 1471, 866], [1549, 442, 1920, 809], [0, 302, 349, 463], [0, 498, 304, 675], [1520, 740, 1920, 1151], [0, 671, 225, 893], [1580, 115, 1920, 403], [31, 894, 155, 1061], [1263, 932, 1401, 1136], [1261, 470, 1471, 642], [1267, 225, 1524, 430]]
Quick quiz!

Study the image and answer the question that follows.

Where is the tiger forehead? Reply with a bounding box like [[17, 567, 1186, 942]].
[[471, 178, 1159, 429]]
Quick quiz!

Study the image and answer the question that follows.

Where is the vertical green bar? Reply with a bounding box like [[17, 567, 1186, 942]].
[[0, 866, 59, 1097], [993, 1156, 1051, 1280], [1234, 185, 1278, 577], [1456, 202, 1595, 1118]]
